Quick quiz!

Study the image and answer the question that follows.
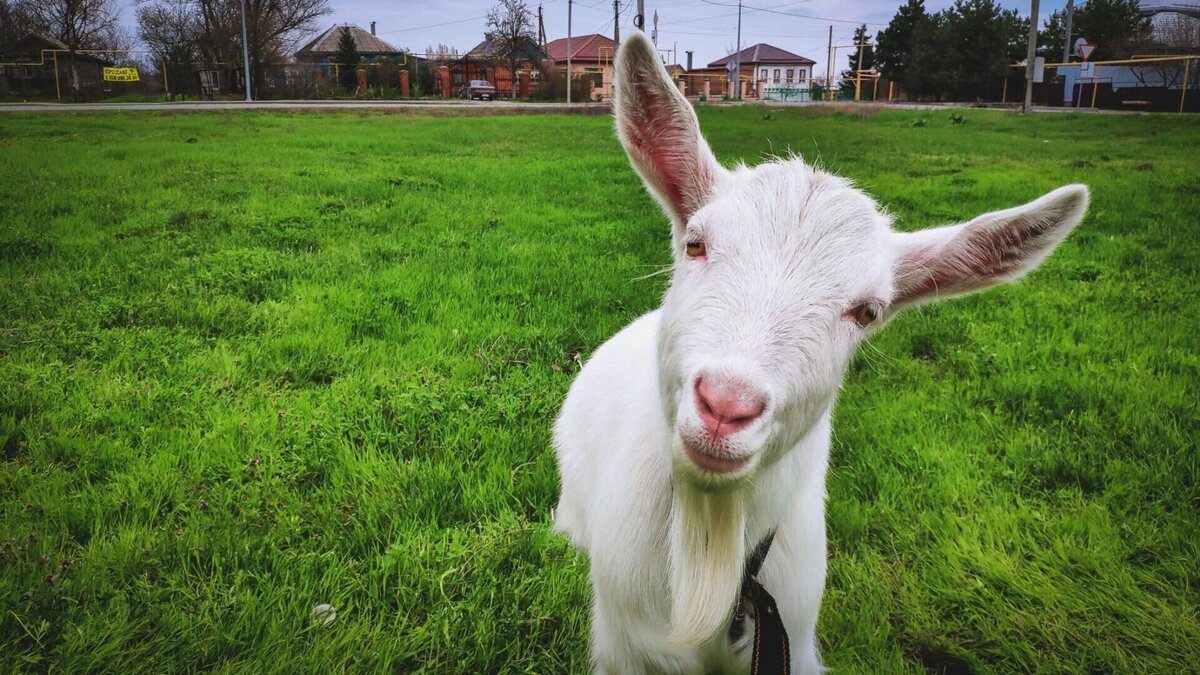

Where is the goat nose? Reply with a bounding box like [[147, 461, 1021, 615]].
[[694, 377, 766, 439]]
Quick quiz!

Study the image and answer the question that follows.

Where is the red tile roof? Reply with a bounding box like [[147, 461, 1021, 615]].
[[708, 43, 815, 67], [545, 34, 617, 62]]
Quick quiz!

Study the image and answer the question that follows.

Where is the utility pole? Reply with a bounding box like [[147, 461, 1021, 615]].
[[567, 0, 572, 103], [538, 4, 547, 48], [854, 25, 866, 102], [613, 0, 620, 46], [1062, 0, 1075, 63], [825, 25, 833, 101], [239, 0, 251, 101], [734, 0, 743, 99], [1023, 0, 1040, 114], [634, 0, 644, 30]]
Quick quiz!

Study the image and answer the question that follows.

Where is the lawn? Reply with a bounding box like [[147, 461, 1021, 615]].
[[0, 105, 1196, 673]]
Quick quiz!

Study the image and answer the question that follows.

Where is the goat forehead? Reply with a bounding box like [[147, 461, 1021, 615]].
[[697, 160, 890, 278]]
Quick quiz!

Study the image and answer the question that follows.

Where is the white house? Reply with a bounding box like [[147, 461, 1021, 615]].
[[707, 43, 817, 101]]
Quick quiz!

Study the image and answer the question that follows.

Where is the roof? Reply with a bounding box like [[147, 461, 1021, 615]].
[[1137, 0, 1200, 17], [708, 43, 815, 67], [465, 37, 549, 61], [295, 25, 401, 56], [544, 34, 616, 62], [8, 33, 111, 63]]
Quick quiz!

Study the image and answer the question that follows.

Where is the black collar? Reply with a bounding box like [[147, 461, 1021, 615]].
[[729, 531, 791, 674]]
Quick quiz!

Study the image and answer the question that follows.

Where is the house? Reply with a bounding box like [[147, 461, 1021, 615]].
[[1, 32, 112, 100], [294, 23, 406, 66], [707, 43, 817, 100], [293, 23, 411, 87], [452, 36, 550, 98], [544, 33, 617, 100]]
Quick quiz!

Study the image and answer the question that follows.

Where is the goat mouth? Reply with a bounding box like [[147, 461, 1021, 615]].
[[682, 440, 751, 474]]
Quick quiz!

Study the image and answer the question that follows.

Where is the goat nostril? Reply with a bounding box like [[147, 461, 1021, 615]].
[[694, 376, 766, 433]]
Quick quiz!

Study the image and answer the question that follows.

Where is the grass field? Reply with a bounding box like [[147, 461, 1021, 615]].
[[1, 106, 1197, 673]]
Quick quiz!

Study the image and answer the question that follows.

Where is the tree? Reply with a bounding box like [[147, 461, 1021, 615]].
[[137, 0, 202, 93], [135, 0, 329, 97], [334, 26, 359, 92], [1072, 0, 1150, 60], [28, 0, 123, 99], [875, 0, 926, 93], [0, 0, 35, 54], [485, 0, 536, 100], [940, 0, 1011, 100], [906, 10, 949, 99]]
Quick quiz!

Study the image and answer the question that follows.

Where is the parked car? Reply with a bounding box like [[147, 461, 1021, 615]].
[[459, 80, 497, 100]]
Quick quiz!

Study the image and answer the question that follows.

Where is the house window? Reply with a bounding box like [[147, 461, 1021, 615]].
[[760, 68, 767, 80], [798, 69, 806, 81], [773, 68, 780, 83]]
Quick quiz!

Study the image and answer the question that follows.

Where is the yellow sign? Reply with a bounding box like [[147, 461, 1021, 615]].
[[103, 67, 140, 82]]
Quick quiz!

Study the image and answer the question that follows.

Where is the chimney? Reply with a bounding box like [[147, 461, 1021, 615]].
[[686, 51, 693, 71], [370, 21, 376, 36]]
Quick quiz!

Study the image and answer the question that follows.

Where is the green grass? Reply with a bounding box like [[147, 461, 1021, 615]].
[[1, 106, 1197, 673]]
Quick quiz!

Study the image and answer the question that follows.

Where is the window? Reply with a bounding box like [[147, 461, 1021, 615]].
[[786, 68, 794, 82], [773, 68, 781, 83], [798, 69, 806, 81], [760, 68, 767, 80]]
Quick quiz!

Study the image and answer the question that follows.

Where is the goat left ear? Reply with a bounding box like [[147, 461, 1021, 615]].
[[614, 31, 724, 232], [891, 184, 1089, 309]]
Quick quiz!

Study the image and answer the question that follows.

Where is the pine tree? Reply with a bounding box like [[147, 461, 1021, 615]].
[[335, 26, 360, 92], [875, 0, 927, 90]]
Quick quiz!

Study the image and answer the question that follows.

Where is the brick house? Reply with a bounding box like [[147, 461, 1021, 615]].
[[544, 33, 616, 100], [452, 37, 549, 98]]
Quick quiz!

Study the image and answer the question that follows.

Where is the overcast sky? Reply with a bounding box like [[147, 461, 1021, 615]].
[[116, 0, 1073, 76]]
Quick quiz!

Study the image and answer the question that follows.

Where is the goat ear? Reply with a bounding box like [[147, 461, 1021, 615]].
[[891, 184, 1089, 309], [615, 32, 723, 231]]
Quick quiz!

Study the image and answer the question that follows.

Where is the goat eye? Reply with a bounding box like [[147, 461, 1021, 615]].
[[685, 241, 707, 258], [850, 303, 880, 328]]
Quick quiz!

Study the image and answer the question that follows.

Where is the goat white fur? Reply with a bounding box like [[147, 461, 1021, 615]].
[[553, 32, 1089, 674]]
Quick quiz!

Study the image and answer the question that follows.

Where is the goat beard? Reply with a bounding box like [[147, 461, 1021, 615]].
[[665, 481, 747, 647]]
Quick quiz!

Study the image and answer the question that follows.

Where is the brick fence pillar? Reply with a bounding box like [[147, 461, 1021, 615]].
[[400, 68, 410, 97], [519, 69, 531, 98], [438, 66, 451, 98]]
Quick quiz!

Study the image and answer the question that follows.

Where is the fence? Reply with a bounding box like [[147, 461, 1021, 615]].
[[1002, 56, 1199, 113]]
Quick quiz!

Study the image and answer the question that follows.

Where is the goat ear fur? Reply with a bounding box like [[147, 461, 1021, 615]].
[[615, 32, 724, 232], [890, 184, 1089, 309]]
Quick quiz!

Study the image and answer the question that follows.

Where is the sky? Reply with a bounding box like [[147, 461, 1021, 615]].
[[116, 0, 1077, 77]]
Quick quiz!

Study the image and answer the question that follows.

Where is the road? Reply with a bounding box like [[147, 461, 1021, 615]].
[[0, 99, 1130, 114]]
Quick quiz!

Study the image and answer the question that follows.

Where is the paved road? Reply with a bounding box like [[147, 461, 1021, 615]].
[[0, 100, 613, 113], [0, 99, 1131, 114]]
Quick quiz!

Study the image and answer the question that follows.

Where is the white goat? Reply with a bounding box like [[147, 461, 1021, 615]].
[[553, 32, 1088, 674]]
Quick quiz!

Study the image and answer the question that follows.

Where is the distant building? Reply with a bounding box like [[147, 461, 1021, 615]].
[[545, 34, 617, 100], [707, 43, 817, 100], [294, 23, 413, 90], [452, 37, 549, 98], [295, 24, 406, 65], [1, 33, 112, 100]]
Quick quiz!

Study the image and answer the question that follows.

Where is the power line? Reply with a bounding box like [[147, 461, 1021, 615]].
[[699, 0, 886, 26]]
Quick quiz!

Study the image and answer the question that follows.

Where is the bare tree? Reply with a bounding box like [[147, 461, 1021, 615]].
[[424, 42, 460, 65], [136, 0, 329, 96], [1, 0, 36, 53], [485, 0, 536, 99], [28, 0, 122, 99]]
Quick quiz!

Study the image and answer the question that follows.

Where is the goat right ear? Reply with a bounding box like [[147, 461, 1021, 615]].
[[890, 184, 1089, 310], [615, 32, 723, 231]]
